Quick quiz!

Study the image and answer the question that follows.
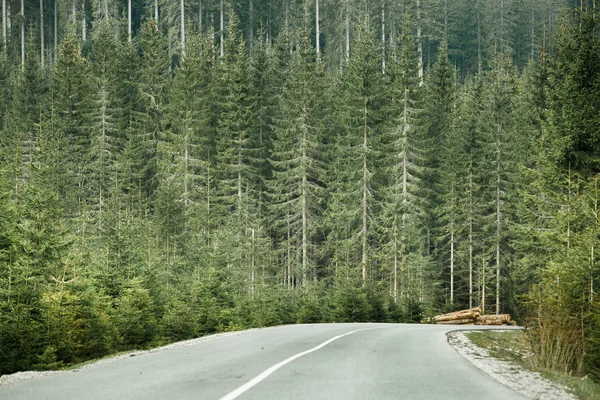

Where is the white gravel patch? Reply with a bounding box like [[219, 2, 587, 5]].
[[448, 330, 576, 400], [0, 329, 256, 387]]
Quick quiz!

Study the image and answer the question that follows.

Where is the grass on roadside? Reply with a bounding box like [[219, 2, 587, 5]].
[[465, 330, 600, 400]]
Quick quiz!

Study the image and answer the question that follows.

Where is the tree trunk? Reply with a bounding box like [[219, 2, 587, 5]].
[[251, 228, 255, 297], [315, 0, 320, 58], [181, 0, 185, 52], [220, 0, 224, 57], [248, 0, 253, 51], [477, 0, 482, 70], [450, 225, 454, 305], [394, 231, 398, 302], [362, 103, 368, 283], [481, 257, 486, 314], [40, 0, 44, 67], [345, 0, 350, 61], [381, 5, 385, 73], [469, 170, 474, 309], [155, 0, 158, 22], [2, 0, 6, 51], [198, 0, 202, 34], [416, 0, 423, 85], [20, 0, 24, 67], [495, 126, 501, 315], [128, 0, 132, 42], [82, 0, 86, 42], [54, 0, 57, 60], [302, 110, 308, 284]]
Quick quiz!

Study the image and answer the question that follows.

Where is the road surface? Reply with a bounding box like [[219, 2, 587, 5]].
[[0, 323, 525, 400]]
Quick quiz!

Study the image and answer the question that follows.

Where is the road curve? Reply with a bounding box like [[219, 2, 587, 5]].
[[0, 323, 526, 400]]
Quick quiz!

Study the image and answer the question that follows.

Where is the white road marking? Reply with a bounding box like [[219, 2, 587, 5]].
[[217, 328, 371, 400]]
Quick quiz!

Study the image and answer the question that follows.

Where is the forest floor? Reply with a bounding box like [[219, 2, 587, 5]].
[[449, 329, 600, 400]]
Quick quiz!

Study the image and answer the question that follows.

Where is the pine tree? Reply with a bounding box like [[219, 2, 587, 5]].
[[378, 26, 428, 307], [270, 26, 325, 286], [325, 22, 386, 284]]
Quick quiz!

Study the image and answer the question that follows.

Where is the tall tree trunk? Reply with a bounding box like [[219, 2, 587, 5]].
[[477, 0, 482, 70], [20, 0, 24, 67], [495, 128, 501, 315], [40, 0, 44, 67], [315, 0, 320, 58], [128, 0, 131, 42], [469, 170, 474, 309], [251, 228, 255, 297], [2, 0, 6, 51], [393, 231, 398, 302], [345, 0, 350, 61], [248, 0, 253, 51], [198, 0, 202, 33], [416, 0, 423, 85], [54, 0, 57, 61], [220, 0, 224, 56], [82, 0, 86, 42], [155, 0, 158, 22], [362, 102, 369, 283], [181, 0, 185, 52], [302, 114, 308, 284], [381, 5, 385, 73]]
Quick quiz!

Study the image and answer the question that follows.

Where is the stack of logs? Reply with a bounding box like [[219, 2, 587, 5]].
[[433, 307, 516, 326]]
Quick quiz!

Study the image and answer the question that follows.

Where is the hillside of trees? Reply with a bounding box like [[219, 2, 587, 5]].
[[1, 0, 599, 381]]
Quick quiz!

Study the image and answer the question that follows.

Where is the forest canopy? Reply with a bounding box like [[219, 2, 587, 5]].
[[1, 0, 600, 382]]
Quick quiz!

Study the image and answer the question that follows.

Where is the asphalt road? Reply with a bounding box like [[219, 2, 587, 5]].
[[0, 323, 526, 400]]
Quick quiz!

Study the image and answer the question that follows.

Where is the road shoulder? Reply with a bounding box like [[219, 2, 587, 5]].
[[447, 330, 575, 400]]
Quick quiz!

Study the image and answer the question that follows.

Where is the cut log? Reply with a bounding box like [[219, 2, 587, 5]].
[[433, 308, 480, 322], [474, 314, 511, 325], [436, 318, 475, 325]]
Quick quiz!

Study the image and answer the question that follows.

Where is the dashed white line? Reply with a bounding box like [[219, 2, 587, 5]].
[[217, 328, 370, 400]]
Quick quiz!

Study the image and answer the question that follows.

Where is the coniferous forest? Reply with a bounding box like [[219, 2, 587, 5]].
[[1, 0, 600, 380]]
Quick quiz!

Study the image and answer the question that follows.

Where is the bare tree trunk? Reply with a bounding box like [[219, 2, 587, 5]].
[[155, 0, 158, 22], [362, 103, 369, 283], [251, 228, 255, 297], [198, 0, 202, 33], [40, 0, 44, 67], [82, 0, 86, 42], [181, 0, 185, 52], [381, 5, 385, 73], [394, 232, 398, 302], [220, 0, 224, 56], [248, 0, 253, 51], [469, 170, 474, 309], [416, 0, 423, 85], [302, 113, 308, 284], [495, 127, 501, 315], [20, 0, 24, 67], [54, 0, 57, 61], [128, 0, 132, 42], [345, 0, 350, 61], [477, 0, 482, 71], [315, 0, 320, 58], [450, 225, 454, 305], [481, 258, 486, 314], [531, 8, 535, 61], [2, 0, 6, 50]]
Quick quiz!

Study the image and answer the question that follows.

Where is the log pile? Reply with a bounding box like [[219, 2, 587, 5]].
[[432, 307, 517, 326]]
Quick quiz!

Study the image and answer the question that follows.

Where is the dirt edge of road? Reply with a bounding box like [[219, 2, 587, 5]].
[[447, 330, 576, 400]]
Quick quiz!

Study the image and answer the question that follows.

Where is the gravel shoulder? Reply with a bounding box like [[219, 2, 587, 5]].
[[448, 330, 576, 400]]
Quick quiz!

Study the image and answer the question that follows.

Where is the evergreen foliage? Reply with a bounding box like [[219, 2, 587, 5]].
[[1, 0, 600, 383]]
